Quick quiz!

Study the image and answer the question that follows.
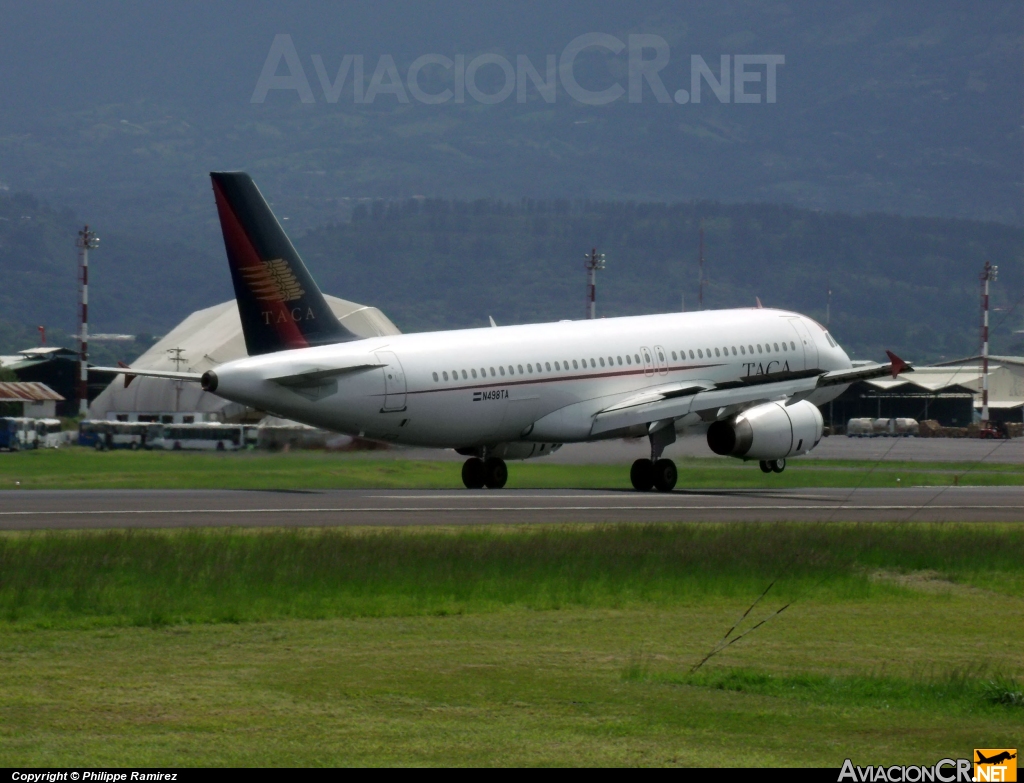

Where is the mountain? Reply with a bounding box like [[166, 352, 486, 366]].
[[2, 190, 1021, 364], [0, 0, 1019, 261]]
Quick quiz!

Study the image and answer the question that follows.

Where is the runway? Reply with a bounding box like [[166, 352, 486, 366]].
[[2, 486, 1023, 529]]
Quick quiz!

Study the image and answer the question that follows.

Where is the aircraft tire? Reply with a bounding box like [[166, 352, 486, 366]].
[[630, 458, 654, 491], [759, 460, 771, 473], [652, 458, 677, 492], [483, 457, 508, 489], [461, 457, 486, 489], [771, 458, 786, 473]]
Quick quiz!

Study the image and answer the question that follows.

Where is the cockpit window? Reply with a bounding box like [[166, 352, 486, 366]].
[[825, 332, 837, 348]]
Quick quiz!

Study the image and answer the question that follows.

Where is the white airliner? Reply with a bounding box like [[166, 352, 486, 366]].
[[98, 172, 911, 491]]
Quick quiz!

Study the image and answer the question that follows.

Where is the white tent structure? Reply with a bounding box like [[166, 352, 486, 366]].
[[88, 296, 400, 422]]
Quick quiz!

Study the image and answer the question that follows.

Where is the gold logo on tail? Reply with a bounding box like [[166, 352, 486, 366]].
[[241, 258, 305, 302]]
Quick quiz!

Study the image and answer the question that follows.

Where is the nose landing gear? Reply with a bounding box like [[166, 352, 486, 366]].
[[461, 456, 508, 489]]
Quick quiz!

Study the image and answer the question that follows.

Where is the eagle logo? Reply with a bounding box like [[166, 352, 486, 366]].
[[240, 258, 305, 302]]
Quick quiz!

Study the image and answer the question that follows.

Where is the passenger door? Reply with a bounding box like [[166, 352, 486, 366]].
[[787, 318, 818, 371], [375, 351, 407, 411]]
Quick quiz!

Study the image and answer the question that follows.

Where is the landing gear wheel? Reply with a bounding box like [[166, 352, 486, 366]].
[[652, 458, 677, 492], [771, 458, 786, 474], [461, 457, 486, 489], [630, 458, 654, 491], [759, 460, 771, 474], [483, 457, 508, 489]]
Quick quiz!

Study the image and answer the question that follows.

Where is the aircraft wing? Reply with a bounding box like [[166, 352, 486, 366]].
[[590, 352, 911, 436]]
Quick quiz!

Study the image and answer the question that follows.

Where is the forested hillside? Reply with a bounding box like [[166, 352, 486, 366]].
[[3, 191, 1020, 364]]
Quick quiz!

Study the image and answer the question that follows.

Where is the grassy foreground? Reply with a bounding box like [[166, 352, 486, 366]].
[[0, 523, 1021, 765], [1, 447, 1022, 490]]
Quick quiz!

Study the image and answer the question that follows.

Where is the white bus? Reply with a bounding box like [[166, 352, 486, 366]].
[[148, 423, 245, 451], [34, 418, 64, 448]]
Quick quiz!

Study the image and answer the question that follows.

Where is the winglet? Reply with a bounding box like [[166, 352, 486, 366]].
[[118, 361, 136, 388], [885, 350, 909, 378]]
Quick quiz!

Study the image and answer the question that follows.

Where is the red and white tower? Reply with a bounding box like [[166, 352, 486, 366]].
[[980, 260, 998, 425], [584, 247, 605, 319], [76, 226, 99, 416]]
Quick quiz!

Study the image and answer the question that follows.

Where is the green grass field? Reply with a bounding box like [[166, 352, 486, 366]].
[[1, 447, 1021, 491], [0, 523, 1021, 765]]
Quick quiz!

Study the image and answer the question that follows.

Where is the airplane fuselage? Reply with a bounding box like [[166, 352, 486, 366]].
[[208, 307, 852, 452]]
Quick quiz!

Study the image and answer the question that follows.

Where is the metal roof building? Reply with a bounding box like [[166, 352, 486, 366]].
[[825, 358, 1024, 427], [0, 381, 65, 418], [88, 295, 400, 423]]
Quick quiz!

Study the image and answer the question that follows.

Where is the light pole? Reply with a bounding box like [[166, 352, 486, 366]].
[[584, 248, 605, 319], [76, 226, 99, 417], [980, 261, 998, 425]]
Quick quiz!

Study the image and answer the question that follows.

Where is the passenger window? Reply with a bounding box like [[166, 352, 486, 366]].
[[554, 361, 560, 370], [757, 344, 762, 353], [657, 350, 664, 362], [625, 355, 631, 365], [782, 342, 787, 352], [635, 354, 641, 364], [518, 365, 524, 374], [432, 372, 439, 381], [599, 357, 605, 367], [527, 364, 533, 373], [462, 370, 468, 379], [572, 360, 579, 369], [740, 346, 745, 355], [774, 343, 779, 352], [509, 366, 515, 375], [643, 352, 651, 363], [546, 362, 551, 371], [471, 369, 477, 378], [791, 341, 796, 350], [481, 368, 486, 377], [748, 345, 753, 354], [732, 347, 737, 356], [617, 356, 623, 365], [608, 356, 613, 365], [490, 367, 496, 376], [590, 358, 596, 368], [714, 348, 720, 357], [689, 350, 695, 359], [697, 349, 703, 358], [443, 371, 449, 381], [499, 367, 505, 376]]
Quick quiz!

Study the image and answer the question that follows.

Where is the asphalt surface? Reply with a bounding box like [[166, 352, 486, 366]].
[[2, 486, 1023, 529]]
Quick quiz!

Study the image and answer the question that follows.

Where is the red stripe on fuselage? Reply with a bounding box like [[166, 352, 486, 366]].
[[212, 179, 309, 350]]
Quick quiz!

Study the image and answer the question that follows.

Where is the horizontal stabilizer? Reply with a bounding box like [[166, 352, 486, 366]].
[[267, 362, 383, 387], [92, 366, 203, 383]]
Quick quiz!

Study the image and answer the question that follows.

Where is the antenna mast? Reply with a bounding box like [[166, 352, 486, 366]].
[[76, 226, 99, 417], [584, 248, 605, 319], [980, 261, 998, 425], [698, 220, 705, 310]]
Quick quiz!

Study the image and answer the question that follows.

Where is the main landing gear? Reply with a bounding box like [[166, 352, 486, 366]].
[[631, 420, 679, 492], [461, 456, 508, 489], [759, 458, 786, 474]]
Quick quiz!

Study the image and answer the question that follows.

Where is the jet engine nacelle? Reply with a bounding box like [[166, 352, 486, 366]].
[[706, 400, 823, 461]]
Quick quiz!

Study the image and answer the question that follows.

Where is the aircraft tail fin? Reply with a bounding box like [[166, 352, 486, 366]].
[[210, 171, 357, 356]]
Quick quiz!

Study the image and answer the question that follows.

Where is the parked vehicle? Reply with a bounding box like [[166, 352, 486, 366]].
[[846, 418, 875, 437], [78, 420, 150, 450], [1, 417, 38, 450], [147, 423, 245, 451], [979, 421, 1010, 440], [35, 418, 64, 448], [78, 420, 110, 449]]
